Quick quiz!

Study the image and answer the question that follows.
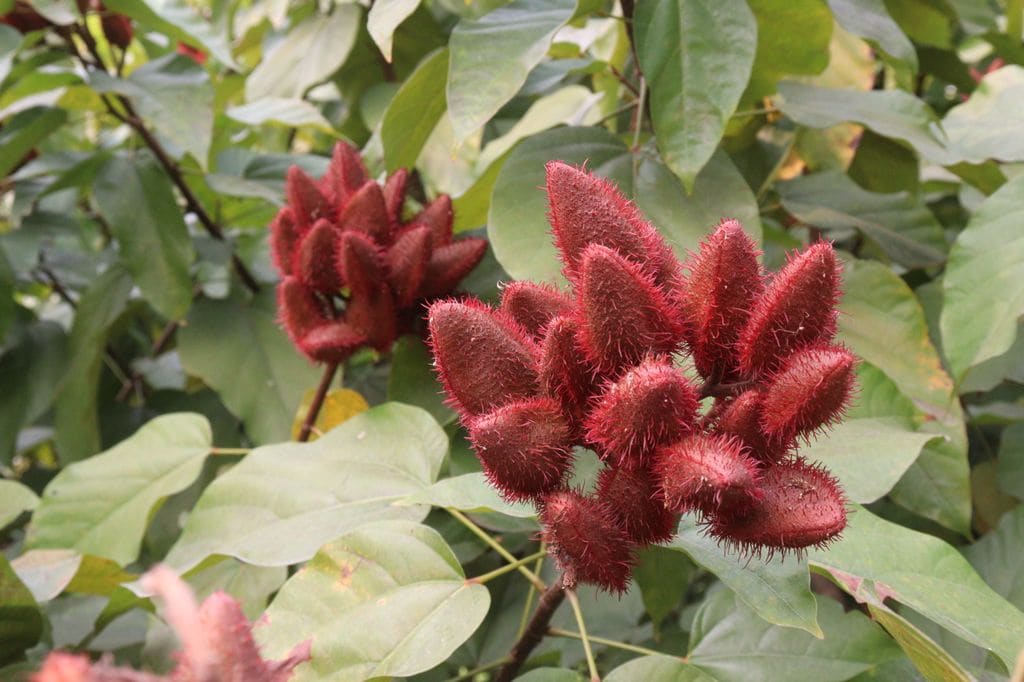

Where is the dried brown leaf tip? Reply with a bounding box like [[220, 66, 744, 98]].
[[428, 163, 855, 591], [272, 142, 486, 364]]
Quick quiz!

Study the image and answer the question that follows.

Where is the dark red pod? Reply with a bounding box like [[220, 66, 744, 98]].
[[346, 285, 396, 352], [385, 226, 432, 307], [538, 315, 594, 433], [596, 467, 678, 545], [760, 344, 857, 441], [337, 230, 385, 299], [296, 219, 343, 294], [381, 168, 408, 225], [101, 13, 132, 48], [419, 238, 488, 300], [468, 397, 574, 501], [337, 181, 390, 242], [278, 277, 366, 363], [714, 390, 791, 464], [499, 281, 573, 340], [539, 489, 636, 592], [269, 208, 300, 277], [286, 166, 332, 229], [654, 433, 762, 516], [416, 194, 454, 246], [323, 142, 369, 209]]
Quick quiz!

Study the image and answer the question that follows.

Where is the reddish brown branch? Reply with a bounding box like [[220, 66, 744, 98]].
[[495, 581, 567, 682], [297, 361, 339, 442]]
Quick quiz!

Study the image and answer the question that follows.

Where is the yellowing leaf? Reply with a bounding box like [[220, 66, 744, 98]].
[[291, 388, 369, 441]]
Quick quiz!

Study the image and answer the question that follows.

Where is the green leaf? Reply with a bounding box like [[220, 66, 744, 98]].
[[386, 335, 454, 426], [777, 81, 953, 164], [940, 172, 1024, 384], [53, 265, 134, 464], [381, 48, 449, 173], [826, 0, 917, 73], [997, 423, 1024, 500], [744, 0, 832, 101], [777, 171, 947, 268], [488, 126, 759, 285], [942, 65, 1024, 163], [606, 656, 715, 682], [447, 0, 576, 140], [0, 321, 67, 465], [634, 0, 756, 190], [246, 6, 361, 101], [103, 0, 238, 69], [838, 258, 969, 534], [401, 473, 536, 518], [866, 604, 972, 682], [177, 290, 322, 445], [164, 403, 447, 572], [687, 589, 899, 681], [634, 545, 695, 632], [10, 550, 134, 602], [26, 413, 211, 566], [226, 98, 335, 133], [517, 669, 587, 682], [965, 505, 1024, 611], [94, 154, 195, 321], [804, 417, 939, 503], [255, 520, 488, 681], [0, 106, 66, 176], [810, 505, 1024, 668], [0, 480, 38, 528], [0, 554, 42, 662], [882, 0, 955, 48], [367, 0, 421, 62], [669, 515, 821, 636]]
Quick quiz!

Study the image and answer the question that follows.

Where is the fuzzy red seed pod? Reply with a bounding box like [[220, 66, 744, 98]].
[[278, 278, 366, 363], [419, 238, 488, 300], [595, 467, 678, 545], [296, 219, 343, 293], [540, 490, 636, 592], [416, 195, 454, 246], [337, 181, 390, 242], [584, 359, 698, 469], [714, 390, 791, 464], [385, 226, 432, 307], [286, 166, 332, 229], [499, 281, 573, 340], [468, 397, 574, 501], [428, 300, 540, 417], [736, 242, 841, 377], [336, 230, 384, 299], [538, 315, 594, 433], [545, 161, 679, 289], [710, 458, 847, 555], [323, 142, 369, 208], [301, 323, 367, 363], [382, 168, 408, 225], [654, 433, 762, 516], [575, 244, 682, 375], [346, 285, 397, 352], [268, 208, 300, 277], [681, 219, 764, 380], [760, 344, 857, 441], [101, 13, 132, 48]]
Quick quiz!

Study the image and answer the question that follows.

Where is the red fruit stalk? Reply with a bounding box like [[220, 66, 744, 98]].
[[271, 142, 486, 366], [427, 162, 855, 592]]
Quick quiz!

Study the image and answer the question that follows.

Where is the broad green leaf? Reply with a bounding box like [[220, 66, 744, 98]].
[[0, 480, 38, 528], [381, 48, 449, 173], [227, 98, 335, 133], [964, 505, 1024, 611], [670, 516, 821, 636], [883, 0, 955, 48], [27, 413, 212, 566], [246, 5, 361, 100], [634, 545, 695, 632], [447, 0, 576, 140], [688, 589, 899, 681], [164, 403, 447, 572], [0, 106, 66, 176], [11, 550, 133, 602], [0, 555, 42, 662], [453, 152, 509, 232], [103, 0, 238, 69], [386, 335, 453, 425], [777, 81, 954, 164], [804, 417, 939, 503], [940, 172, 1024, 383], [943, 64, 1024, 163], [606, 656, 715, 682], [777, 171, 946, 268], [256, 520, 487, 680], [401, 473, 536, 518], [30, 0, 78, 24], [826, 0, 917, 73], [367, 0, 420, 62], [744, 0, 832, 101], [177, 290, 322, 445], [997, 423, 1024, 500], [185, 559, 286, 620], [94, 155, 195, 321], [517, 670, 587, 682], [865, 603, 972, 682], [54, 265, 134, 464], [634, 0, 756, 190], [0, 321, 66, 464], [488, 126, 759, 284], [838, 258, 969, 534], [810, 505, 1024, 668]]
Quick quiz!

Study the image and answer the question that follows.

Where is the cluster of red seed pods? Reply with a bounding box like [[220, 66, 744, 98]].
[[272, 143, 487, 364], [428, 162, 854, 591], [2, 1, 133, 47]]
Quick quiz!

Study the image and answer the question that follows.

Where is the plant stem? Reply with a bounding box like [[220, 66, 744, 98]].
[[566, 589, 600, 681], [516, 548, 547, 639], [547, 628, 665, 658], [470, 550, 547, 585], [446, 657, 512, 682], [495, 580, 567, 682], [210, 447, 250, 456], [447, 509, 547, 591], [297, 361, 339, 442]]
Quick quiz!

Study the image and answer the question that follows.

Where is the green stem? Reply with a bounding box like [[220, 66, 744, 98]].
[[566, 589, 601, 681], [548, 628, 666, 658], [516, 547, 547, 639], [471, 551, 546, 585], [447, 508, 546, 591], [210, 447, 250, 456]]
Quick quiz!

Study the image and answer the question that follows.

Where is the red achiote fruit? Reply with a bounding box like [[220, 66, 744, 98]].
[[1, 2, 52, 33], [468, 397, 574, 500], [500, 281, 573, 340], [709, 458, 847, 556], [760, 345, 857, 441], [714, 390, 791, 464], [596, 467, 678, 544], [100, 11, 132, 48], [655, 434, 762, 516], [540, 490, 636, 593], [538, 315, 594, 434], [272, 142, 485, 365]]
